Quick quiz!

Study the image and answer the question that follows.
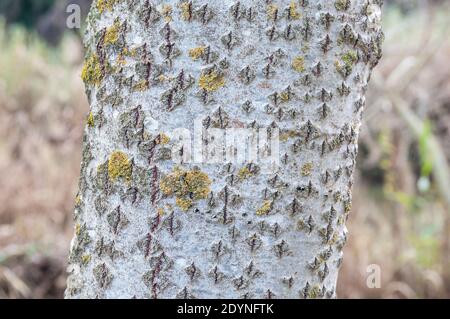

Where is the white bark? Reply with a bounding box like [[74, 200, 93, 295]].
[[66, 0, 383, 299]]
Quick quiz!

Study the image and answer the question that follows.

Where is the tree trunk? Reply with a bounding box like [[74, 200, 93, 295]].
[[66, 0, 383, 299]]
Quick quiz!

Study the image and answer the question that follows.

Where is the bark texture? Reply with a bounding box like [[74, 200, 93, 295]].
[[66, 0, 383, 299]]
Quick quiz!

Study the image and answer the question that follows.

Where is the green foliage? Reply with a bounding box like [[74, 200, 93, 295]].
[[0, 18, 71, 93], [418, 120, 433, 178], [409, 225, 440, 268]]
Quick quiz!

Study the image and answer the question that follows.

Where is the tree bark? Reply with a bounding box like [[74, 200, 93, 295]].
[[66, 0, 383, 299]]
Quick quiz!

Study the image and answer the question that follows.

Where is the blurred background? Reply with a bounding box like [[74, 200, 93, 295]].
[[0, 0, 449, 299]]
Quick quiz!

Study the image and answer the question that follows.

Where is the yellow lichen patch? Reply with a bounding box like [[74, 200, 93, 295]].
[[108, 151, 132, 182], [289, 1, 301, 20], [133, 80, 149, 92], [199, 71, 225, 92], [158, 208, 165, 217], [301, 162, 314, 176], [158, 74, 168, 82], [184, 170, 212, 199], [280, 91, 290, 102], [292, 56, 305, 73], [179, 2, 192, 21], [87, 112, 95, 128], [176, 198, 193, 212], [157, 133, 170, 145], [334, 192, 342, 202], [342, 51, 358, 66], [160, 167, 212, 211], [267, 4, 278, 21], [344, 200, 352, 214], [75, 223, 81, 236], [142, 131, 151, 141], [96, 0, 116, 13], [123, 47, 137, 57], [329, 232, 339, 245], [188, 46, 206, 60], [75, 194, 82, 206], [334, 61, 344, 74], [307, 284, 322, 299], [238, 167, 254, 180], [81, 255, 92, 265], [280, 130, 300, 142], [115, 48, 133, 68], [335, 0, 350, 11], [256, 200, 273, 216], [104, 20, 120, 45], [81, 54, 103, 86], [161, 4, 173, 22], [335, 51, 358, 77]]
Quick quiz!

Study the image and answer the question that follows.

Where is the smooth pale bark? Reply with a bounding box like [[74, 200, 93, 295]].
[[66, 0, 383, 299]]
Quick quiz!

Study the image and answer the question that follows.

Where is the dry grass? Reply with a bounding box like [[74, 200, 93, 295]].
[[338, 5, 450, 298], [0, 21, 88, 298]]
